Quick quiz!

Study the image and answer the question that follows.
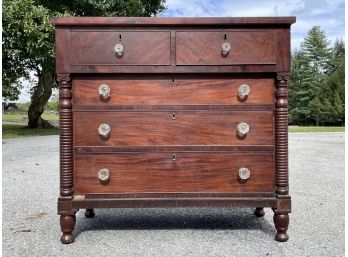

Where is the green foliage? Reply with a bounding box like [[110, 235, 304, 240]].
[[37, 0, 166, 16], [45, 96, 58, 112], [288, 126, 345, 132], [289, 26, 345, 125], [315, 56, 345, 123], [16, 102, 31, 112], [2, 0, 57, 100], [2, 0, 166, 100], [2, 124, 59, 138]]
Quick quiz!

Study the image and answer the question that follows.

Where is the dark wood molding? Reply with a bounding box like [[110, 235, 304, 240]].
[[58, 73, 74, 198], [74, 145, 275, 153], [51, 16, 296, 27], [71, 197, 278, 209], [70, 64, 277, 74], [73, 104, 275, 112], [275, 71, 290, 195]]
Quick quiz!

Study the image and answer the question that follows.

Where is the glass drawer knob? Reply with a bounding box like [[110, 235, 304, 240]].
[[237, 122, 250, 137], [114, 43, 124, 56], [238, 84, 251, 99], [98, 123, 111, 137], [221, 42, 231, 56], [239, 167, 251, 180], [98, 168, 110, 184], [98, 84, 110, 98]]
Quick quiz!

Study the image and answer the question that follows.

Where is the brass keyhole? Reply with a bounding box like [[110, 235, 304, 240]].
[[172, 153, 176, 161], [172, 113, 176, 120]]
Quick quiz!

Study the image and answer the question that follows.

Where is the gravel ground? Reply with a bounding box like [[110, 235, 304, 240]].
[[2, 133, 345, 257]]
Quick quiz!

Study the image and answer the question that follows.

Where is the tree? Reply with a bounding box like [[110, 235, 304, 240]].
[[289, 26, 332, 125], [2, 0, 166, 128], [314, 40, 345, 124]]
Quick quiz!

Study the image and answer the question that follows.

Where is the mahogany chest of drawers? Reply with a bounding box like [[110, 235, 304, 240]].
[[52, 17, 296, 244]]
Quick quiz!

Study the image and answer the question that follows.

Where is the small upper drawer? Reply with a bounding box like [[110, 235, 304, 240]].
[[70, 31, 171, 65], [176, 31, 276, 65]]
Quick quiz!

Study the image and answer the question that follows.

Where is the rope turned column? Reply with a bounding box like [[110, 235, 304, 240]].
[[57, 73, 73, 197], [275, 72, 290, 195]]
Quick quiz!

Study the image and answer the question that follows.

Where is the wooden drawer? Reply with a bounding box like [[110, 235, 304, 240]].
[[70, 31, 171, 65], [74, 111, 273, 146], [74, 152, 274, 194], [176, 31, 276, 65], [73, 77, 275, 106]]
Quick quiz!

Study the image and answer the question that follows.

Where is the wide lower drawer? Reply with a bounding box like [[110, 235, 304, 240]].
[[74, 152, 274, 194], [72, 77, 274, 106], [74, 111, 274, 146]]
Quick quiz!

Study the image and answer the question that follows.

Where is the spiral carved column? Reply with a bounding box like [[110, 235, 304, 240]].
[[275, 72, 290, 196], [273, 71, 291, 242], [58, 73, 74, 198]]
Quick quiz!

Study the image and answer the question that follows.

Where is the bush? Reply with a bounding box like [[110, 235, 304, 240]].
[[45, 99, 58, 112], [17, 102, 30, 112]]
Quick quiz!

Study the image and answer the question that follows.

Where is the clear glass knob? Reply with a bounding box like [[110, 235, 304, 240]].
[[114, 43, 124, 56], [238, 84, 251, 99], [237, 122, 250, 136], [98, 168, 110, 184], [98, 84, 110, 98], [221, 42, 231, 56], [239, 167, 251, 180], [98, 123, 111, 137]]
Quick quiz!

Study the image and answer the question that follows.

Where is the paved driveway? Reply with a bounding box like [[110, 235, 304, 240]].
[[2, 133, 344, 257]]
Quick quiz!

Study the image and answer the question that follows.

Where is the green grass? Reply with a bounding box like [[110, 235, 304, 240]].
[[2, 113, 59, 121], [289, 126, 345, 132], [2, 124, 59, 138]]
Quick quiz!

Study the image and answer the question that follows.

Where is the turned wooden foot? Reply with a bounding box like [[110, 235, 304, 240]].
[[273, 212, 289, 242], [85, 208, 95, 218], [254, 207, 265, 217], [60, 214, 76, 244]]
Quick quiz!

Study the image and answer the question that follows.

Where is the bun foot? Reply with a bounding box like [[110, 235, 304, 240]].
[[254, 207, 265, 217], [60, 214, 76, 244], [85, 209, 95, 218], [275, 232, 289, 242], [61, 233, 74, 244], [273, 212, 289, 242]]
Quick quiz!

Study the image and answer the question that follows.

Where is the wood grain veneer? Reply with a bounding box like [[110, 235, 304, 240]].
[[176, 31, 276, 65], [74, 111, 273, 146], [73, 77, 275, 106], [75, 152, 274, 193]]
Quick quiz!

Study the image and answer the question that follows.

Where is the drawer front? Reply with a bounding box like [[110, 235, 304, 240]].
[[74, 111, 273, 146], [73, 78, 274, 106], [176, 31, 276, 65], [70, 31, 171, 65], [75, 152, 274, 194]]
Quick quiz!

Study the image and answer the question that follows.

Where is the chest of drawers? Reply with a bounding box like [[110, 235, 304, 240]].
[[52, 17, 295, 244]]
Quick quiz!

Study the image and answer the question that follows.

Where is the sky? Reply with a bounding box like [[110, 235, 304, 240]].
[[160, 0, 345, 50], [16, 0, 345, 103]]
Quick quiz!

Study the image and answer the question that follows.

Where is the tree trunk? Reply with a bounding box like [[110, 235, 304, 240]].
[[28, 70, 54, 128], [316, 118, 320, 126]]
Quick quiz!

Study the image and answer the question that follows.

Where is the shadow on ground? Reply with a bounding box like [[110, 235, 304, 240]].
[[75, 208, 275, 237]]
